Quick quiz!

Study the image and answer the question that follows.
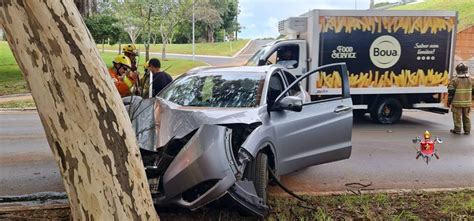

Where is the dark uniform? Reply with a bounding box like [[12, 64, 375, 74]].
[[152, 71, 172, 97], [448, 63, 473, 134]]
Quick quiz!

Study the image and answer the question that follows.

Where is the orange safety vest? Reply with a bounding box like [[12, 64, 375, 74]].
[[109, 68, 131, 97]]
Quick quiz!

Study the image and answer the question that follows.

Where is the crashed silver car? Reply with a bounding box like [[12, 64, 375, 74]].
[[124, 63, 353, 216]]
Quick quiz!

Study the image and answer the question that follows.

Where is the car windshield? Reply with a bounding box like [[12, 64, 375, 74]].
[[159, 72, 265, 108], [246, 45, 272, 66]]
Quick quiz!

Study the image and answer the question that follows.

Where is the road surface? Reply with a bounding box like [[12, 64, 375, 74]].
[[1, 110, 473, 196]]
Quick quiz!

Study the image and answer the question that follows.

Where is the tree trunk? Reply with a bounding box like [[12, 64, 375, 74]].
[[0, 1, 159, 220], [118, 41, 122, 54], [160, 24, 167, 60], [73, 0, 96, 17], [145, 8, 152, 62]]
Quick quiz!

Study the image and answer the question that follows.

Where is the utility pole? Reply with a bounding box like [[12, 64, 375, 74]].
[[192, 0, 195, 61], [355, 0, 357, 9]]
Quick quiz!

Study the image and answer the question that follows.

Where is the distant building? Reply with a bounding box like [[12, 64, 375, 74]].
[[455, 25, 474, 77]]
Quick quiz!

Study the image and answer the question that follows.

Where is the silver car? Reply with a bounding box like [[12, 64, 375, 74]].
[[125, 63, 353, 216]]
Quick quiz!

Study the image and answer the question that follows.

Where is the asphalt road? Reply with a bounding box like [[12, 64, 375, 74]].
[[1, 110, 473, 196], [276, 110, 474, 194]]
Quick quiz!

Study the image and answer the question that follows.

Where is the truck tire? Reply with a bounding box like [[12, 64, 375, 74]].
[[245, 152, 269, 203], [370, 97, 402, 124]]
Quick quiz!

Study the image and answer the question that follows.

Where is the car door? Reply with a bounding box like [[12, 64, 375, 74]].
[[269, 63, 352, 175]]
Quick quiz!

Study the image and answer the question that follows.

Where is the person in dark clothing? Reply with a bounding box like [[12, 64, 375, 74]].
[[148, 58, 173, 97]]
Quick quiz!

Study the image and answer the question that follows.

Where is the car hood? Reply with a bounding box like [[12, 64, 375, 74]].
[[154, 98, 263, 148]]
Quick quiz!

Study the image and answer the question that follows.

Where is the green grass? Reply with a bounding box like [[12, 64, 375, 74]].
[[0, 41, 207, 95], [98, 39, 249, 57], [392, 0, 474, 31], [0, 99, 35, 108], [0, 41, 29, 95]]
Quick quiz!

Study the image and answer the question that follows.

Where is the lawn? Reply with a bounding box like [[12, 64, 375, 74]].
[[98, 39, 249, 57], [392, 0, 474, 31], [0, 41, 207, 96]]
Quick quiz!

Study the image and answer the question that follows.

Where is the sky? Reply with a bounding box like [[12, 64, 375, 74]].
[[238, 0, 400, 39]]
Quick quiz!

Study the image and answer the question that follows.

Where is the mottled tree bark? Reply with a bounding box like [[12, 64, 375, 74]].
[[0, 1, 159, 220]]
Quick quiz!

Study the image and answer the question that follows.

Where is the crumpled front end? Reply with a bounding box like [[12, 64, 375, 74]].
[[153, 124, 239, 210], [126, 97, 269, 216]]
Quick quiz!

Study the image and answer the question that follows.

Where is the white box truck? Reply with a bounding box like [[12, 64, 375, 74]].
[[247, 9, 458, 124]]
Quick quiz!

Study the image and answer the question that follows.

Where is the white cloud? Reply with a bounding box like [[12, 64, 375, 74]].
[[266, 17, 278, 28], [247, 23, 256, 29], [239, 5, 254, 18]]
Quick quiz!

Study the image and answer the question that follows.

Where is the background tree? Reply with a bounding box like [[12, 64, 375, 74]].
[[157, 0, 193, 59], [111, 1, 143, 44], [0, 1, 158, 220], [195, 0, 223, 43], [85, 14, 122, 52]]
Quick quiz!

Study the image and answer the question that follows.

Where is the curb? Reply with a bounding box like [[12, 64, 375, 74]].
[[231, 39, 253, 58], [270, 187, 474, 197], [103, 50, 233, 59], [0, 203, 69, 213], [0, 107, 37, 112], [0, 93, 31, 98]]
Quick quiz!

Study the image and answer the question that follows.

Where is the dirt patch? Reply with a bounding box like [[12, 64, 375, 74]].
[[0, 208, 69, 221]]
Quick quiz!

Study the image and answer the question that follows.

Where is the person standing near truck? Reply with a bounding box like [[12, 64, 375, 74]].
[[448, 63, 472, 135]]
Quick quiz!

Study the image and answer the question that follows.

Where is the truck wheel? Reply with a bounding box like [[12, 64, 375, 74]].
[[245, 152, 269, 203], [370, 97, 402, 124]]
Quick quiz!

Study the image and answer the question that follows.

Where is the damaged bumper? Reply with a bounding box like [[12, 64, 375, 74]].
[[154, 124, 238, 210]]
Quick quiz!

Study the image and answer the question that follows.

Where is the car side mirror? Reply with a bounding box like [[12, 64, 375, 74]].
[[271, 96, 303, 112], [258, 59, 266, 66]]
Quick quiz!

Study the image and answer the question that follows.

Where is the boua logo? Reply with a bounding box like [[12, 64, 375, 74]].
[[369, 35, 401, 69]]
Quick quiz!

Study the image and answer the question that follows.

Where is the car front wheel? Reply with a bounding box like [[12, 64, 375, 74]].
[[245, 152, 269, 203]]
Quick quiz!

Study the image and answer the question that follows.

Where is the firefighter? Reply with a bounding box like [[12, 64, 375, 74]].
[[109, 55, 137, 97], [448, 63, 473, 135], [122, 44, 139, 72], [122, 44, 141, 95]]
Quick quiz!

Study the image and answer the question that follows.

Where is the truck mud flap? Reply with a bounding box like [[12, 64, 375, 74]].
[[227, 180, 269, 217]]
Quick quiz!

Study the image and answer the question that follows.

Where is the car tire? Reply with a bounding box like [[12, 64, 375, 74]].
[[245, 152, 269, 203], [370, 97, 402, 124]]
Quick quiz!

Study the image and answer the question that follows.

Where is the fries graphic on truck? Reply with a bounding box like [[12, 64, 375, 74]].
[[317, 69, 450, 88]]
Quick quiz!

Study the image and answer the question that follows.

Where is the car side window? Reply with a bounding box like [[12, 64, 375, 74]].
[[267, 73, 285, 105]]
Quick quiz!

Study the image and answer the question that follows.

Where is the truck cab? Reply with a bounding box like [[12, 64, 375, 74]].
[[246, 40, 307, 78]]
